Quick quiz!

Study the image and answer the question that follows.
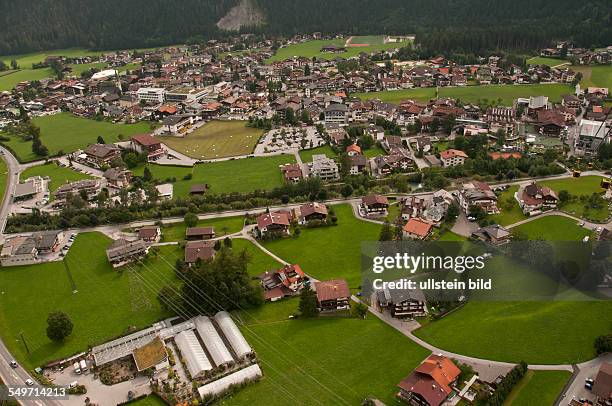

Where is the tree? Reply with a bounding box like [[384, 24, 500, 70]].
[[594, 334, 612, 354], [468, 204, 486, 221], [297, 287, 319, 318], [379, 221, 394, 241], [142, 167, 152, 182], [223, 237, 232, 247], [352, 302, 368, 319], [340, 184, 353, 197], [446, 202, 460, 221], [46, 311, 73, 341], [558, 190, 570, 204], [97, 136, 106, 144], [184, 212, 198, 227]]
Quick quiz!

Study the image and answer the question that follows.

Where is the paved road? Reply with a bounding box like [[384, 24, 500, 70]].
[[0, 144, 21, 243]]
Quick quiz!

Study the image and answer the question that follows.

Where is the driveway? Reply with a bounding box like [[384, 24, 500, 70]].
[[558, 353, 612, 405], [451, 212, 478, 237], [49, 365, 152, 406]]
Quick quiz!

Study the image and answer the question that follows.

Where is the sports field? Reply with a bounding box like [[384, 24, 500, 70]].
[[526, 57, 568, 67], [158, 121, 263, 159], [267, 35, 411, 63], [223, 299, 430, 405], [133, 154, 295, 197], [354, 83, 573, 106], [20, 162, 92, 198], [505, 370, 571, 406], [1, 112, 155, 162], [263, 204, 381, 286], [0, 232, 181, 369]]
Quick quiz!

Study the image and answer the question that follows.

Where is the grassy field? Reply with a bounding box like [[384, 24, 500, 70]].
[[0, 67, 55, 91], [223, 299, 430, 405], [231, 238, 283, 277], [267, 35, 410, 63], [414, 300, 612, 364], [20, 162, 92, 198], [0, 232, 180, 369], [526, 57, 568, 67], [573, 65, 612, 89], [354, 83, 572, 106], [1, 113, 155, 162], [160, 216, 245, 242], [540, 176, 610, 221], [298, 145, 338, 162], [134, 154, 295, 197], [504, 370, 571, 406], [511, 215, 591, 240], [489, 185, 528, 226], [0, 158, 7, 204], [262, 204, 381, 286], [158, 121, 264, 159]]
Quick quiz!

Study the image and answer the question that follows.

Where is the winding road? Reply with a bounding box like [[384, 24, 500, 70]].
[[0, 144, 610, 404]]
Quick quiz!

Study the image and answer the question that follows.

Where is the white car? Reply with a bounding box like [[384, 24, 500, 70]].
[[9, 360, 17, 368], [25, 379, 34, 386]]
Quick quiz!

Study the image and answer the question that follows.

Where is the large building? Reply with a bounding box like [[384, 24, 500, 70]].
[[165, 86, 208, 104], [83, 143, 121, 167], [397, 354, 461, 406], [376, 285, 427, 318], [518, 182, 558, 215], [105, 239, 149, 268], [576, 119, 608, 154], [440, 149, 468, 167], [314, 279, 350, 312], [458, 181, 499, 214], [130, 133, 164, 160], [324, 103, 349, 125], [136, 87, 166, 104], [54, 179, 101, 200], [309, 154, 340, 181], [0, 231, 64, 266]]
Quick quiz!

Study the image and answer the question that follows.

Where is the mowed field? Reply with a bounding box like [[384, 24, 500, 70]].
[[504, 370, 571, 406], [133, 154, 295, 196], [573, 64, 612, 89], [416, 215, 606, 364], [1, 113, 155, 162], [354, 83, 573, 106], [20, 162, 92, 198], [526, 57, 568, 67], [262, 204, 381, 286], [0, 232, 181, 369], [158, 121, 263, 159], [222, 298, 430, 406], [267, 35, 410, 63]]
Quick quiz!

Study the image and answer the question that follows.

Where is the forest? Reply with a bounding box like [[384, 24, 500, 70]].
[[0, 0, 610, 56]]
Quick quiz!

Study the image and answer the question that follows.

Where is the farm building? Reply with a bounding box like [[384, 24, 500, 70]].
[[213, 311, 253, 359]]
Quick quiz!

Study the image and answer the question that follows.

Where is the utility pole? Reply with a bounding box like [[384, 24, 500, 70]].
[[19, 331, 29, 354]]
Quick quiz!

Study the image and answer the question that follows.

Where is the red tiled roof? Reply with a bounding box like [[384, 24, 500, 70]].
[[398, 355, 461, 406], [257, 211, 290, 229], [440, 149, 468, 160], [489, 152, 522, 160], [314, 279, 350, 302], [403, 218, 433, 238], [131, 133, 160, 146], [346, 144, 362, 154]]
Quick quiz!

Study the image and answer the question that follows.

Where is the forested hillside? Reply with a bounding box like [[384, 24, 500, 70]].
[[1, 0, 610, 55]]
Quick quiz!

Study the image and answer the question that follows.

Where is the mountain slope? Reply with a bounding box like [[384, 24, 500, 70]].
[[0, 0, 609, 55]]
